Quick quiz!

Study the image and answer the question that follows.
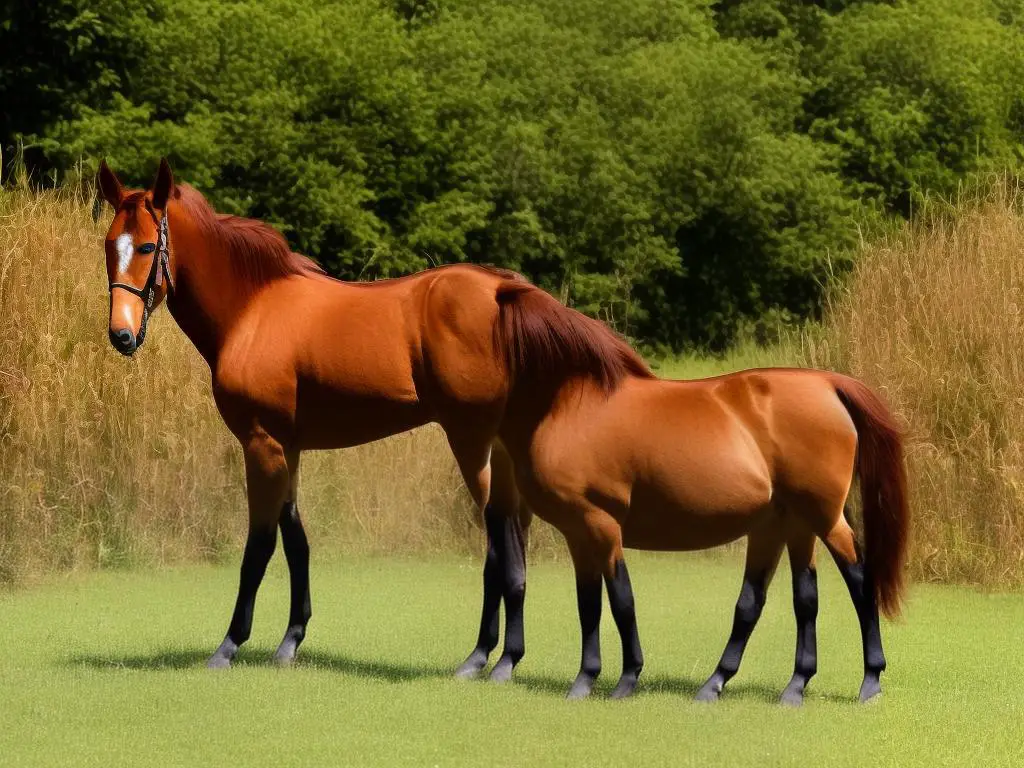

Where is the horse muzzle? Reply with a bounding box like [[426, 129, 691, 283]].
[[109, 327, 138, 357]]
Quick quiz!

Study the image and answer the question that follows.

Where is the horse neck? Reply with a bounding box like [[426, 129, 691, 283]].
[[163, 202, 251, 367], [499, 378, 593, 455]]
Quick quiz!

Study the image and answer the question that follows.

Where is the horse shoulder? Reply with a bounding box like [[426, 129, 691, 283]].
[[514, 385, 631, 508], [212, 312, 298, 440]]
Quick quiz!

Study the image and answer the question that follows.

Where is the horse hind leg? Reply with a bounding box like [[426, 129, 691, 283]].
[[488, 499, 529, 683], [455, 501, 503, 679], [825, 510, 887, 703], [780, 526, 819, 707], [696, 526, 785, 702], [456, 499, 529, 683], [450, 436, 529, 682]]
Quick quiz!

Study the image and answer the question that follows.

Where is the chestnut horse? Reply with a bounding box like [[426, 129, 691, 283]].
[[99, 159, 534, 675], [475, 277, 909, 703], [100, 160, 907, 705], [492, 316, 909, 703]]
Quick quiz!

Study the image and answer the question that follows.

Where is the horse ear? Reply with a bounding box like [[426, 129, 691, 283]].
[[152, 157, 175, 211], [97, 159, 124, 208]]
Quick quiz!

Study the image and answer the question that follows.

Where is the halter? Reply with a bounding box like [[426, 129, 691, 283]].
[[108, 205, 175, 346]]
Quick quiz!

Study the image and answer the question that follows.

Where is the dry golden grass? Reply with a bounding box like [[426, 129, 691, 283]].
[[6, 180, 1024, 587], [802, 179, 1024, 586], [1, 185, 542, 585]]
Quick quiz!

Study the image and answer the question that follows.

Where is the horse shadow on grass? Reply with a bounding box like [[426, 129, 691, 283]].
[[68, 648, 211, 671], [67, 647, 452, 684], [66, 650, 855, 704]]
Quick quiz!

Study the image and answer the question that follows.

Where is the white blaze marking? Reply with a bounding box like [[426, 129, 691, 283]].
[[115, 233, 134, 274]]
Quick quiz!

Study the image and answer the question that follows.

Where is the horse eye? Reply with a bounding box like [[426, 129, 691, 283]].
[[137, 243, 156, 254]]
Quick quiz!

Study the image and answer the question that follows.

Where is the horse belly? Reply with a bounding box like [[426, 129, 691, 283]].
[[621, 468, 773, 552], [298, 401, 430, 450], [294, 380, 431, 450], [622, 506, 763, 551]]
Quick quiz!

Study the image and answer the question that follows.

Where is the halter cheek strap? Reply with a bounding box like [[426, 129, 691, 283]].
[[108, 209, 174, 344], [110, 209, 173, 300]]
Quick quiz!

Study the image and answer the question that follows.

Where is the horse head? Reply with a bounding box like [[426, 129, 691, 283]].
[[98, 158, 177, 356]]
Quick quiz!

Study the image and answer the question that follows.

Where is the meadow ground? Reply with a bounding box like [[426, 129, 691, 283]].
[[1, 553, 1020, 767]]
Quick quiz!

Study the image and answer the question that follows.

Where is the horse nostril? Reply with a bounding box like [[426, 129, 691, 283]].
[[109, 328, 137, 356]]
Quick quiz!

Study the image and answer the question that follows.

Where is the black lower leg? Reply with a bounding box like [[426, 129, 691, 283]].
[[456, 504, 504, 678], [208, 527, 277, 668], [781, 567, 818, 706], [567, 576, 602, 700], [605, 560, 643, 699], [696, 569, 769, 702], [490, 514, 527, 682], [274, 501, 311, 664], [834, 553, 886, 702]]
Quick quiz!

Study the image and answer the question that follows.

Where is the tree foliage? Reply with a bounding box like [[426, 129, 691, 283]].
[[3, 0, 1022, 348]]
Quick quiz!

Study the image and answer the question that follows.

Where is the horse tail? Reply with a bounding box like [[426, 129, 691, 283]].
[[832, 375, 909, 618], [493, 280, 652, 394]]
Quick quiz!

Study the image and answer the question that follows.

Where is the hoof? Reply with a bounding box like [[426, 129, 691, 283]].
[[488, 655, 515, 684], [695, 685, 721, 703], [695, 673, 724, 703], [779, 682, 806, 707], [273, 647, 297, 667], [273, 628, 303, 666], [566, 672, 597, 700], [858, 673, 882, 703], [207, 638, 238, 669], [206, 653, 232, 670], [610, 673, 639, 700], [454, 649, 489, 680]]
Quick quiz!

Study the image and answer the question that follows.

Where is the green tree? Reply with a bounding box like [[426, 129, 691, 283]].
[[807, 0, 1024, 214], [14, 0, 1024, 349], [0, 0, 155, 177]]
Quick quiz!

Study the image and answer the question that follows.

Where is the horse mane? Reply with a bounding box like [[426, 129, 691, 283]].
[[494, 280, 653, 394], [173, 184, 325, 289]]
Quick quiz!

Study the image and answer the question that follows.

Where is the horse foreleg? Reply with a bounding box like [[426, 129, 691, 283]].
[[272, 451, 311, 665], [274, 500, 311, 665], [696, 528, 784, 702], [567, 570, 603, 700], [207, 431, 290, 669], [605, 557, 643, 699], [207, 527, 277, 668], [566, 512, 637, 700]]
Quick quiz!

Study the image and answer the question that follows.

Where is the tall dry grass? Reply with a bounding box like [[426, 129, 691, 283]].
[[0, 185, 523, 585], [802, 179, 1024, 586], [7, 179, 1024, 588]]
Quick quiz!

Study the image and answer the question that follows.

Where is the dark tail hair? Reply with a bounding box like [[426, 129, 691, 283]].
[[493, 280, 652, 394], [832, 375, 909, 618]]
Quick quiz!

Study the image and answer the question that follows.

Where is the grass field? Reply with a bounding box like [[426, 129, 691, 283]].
[[1, 553, 1020, 767]]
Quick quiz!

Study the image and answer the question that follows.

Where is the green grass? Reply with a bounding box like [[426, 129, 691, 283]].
[[649, 337, 805, 381], [1, 553, 1020, 767]]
